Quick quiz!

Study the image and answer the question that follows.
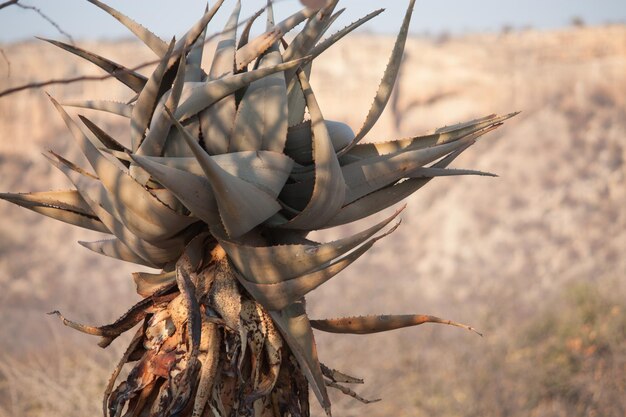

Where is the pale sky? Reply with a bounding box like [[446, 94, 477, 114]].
[[0, 0, 624, 43]]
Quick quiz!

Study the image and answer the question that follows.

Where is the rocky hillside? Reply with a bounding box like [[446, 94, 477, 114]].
[[0, 25, 624, 417]]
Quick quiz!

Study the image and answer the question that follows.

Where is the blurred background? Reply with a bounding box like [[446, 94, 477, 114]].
[[0, 1, 624, 416]]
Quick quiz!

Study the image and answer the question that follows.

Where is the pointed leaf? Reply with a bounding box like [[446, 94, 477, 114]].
[[80, 238, 158, 268], [79, 115, 130, 154], [237, 228, 394, 310], [230, 41, 287, 152], [62, 100, 133, 118], [195, 2, 241, 156], [44, 150, 121, 219], [345, 113, 518, 160], [269, 302, 330, 413], [208, 0, 240, 79], [177, 57, 309, 122], [130, 154, 220, 227], [86, 0, 169, 56], [131, 39, 175, 151], [309, 8, 384, 60], [129, 150, 293, 198], [324, 142, 474, 227], [283, 7, 344, 126], [137, 52, 188, 158], [337, 0, 416, 156], [44, 152, 183, 267], [0, 190, 108, 233], [175, 0, 225, 59], [234, 221, 397, 310], [218, 206, 402, 284], [185, 29, 206, 82], [236, 7, 265, 50], [167, 109, 281, 237], [310, 314, 482, 335], [185, 25, 207, 83], [49, 96, 196, 241], [235, 6, 318, 71], [341, 133, 477, 204], [282, 0, 339, 83], [38, 37, 147, 92], [280, 70, 345, 230]]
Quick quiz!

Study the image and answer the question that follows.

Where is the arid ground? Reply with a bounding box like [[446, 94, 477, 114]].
[[0, 24, 624, 417]]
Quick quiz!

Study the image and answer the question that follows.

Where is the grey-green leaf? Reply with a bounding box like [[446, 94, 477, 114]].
[[86, 0, 169, 57], [324, 142, 475, 228], [344, 112, 518, 160], [131, 38, 175, 151], [0, 190, 108, 233], [230, 39, 287, 152], [285, 120, 354, 166], [133, 151, 293, 199], [337, 0, 416, 156], [234, 223, 396, 310], [38, 37, 147, 93], [269, 302, 330, 414], [176, 57, 309, 122], [80, 238, 159, 269], [168, 109, 281, 238], [280, 70, 346, 230], [218, 207, 402, 284], [63, 100, 133, 118], [130, 154, 220, 227], [50, 96, 197, 242]]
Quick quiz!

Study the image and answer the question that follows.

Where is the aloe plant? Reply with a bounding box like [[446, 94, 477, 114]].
[[0, 1, 516, 416]]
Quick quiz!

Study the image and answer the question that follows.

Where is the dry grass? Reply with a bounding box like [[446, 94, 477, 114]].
[[0, 24, 625, 417]]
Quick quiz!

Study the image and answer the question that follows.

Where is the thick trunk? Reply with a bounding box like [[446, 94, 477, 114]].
[[105, 243, 310, 417]]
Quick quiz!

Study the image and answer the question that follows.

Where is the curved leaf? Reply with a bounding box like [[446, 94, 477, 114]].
[[168, 109, 281, 238], [235, 6, 318, 71], [311, 314, 482, 335], [279, 70, 346, 230], [324, 142, 475, 227], [38, 37, 146, 93], [218, 206, 402, 284], [341, 133, 477, 204], [337, 0, 416, 156], [0, 190, 108, 233], [131, 39, 175, 151], [285, 120, 354, 166], [234, 222, 397, 310], [63, 100, 133, 118], [133, 150, 293, 199], [230, 33, 287, 152], [197, 0, 240, 156], [45, 152, 187, 267], [345, 112, 518, 160], [80, 238, 158, 268], [269, 302, 330, 414], [49, 96, 196, 242], [130, 154, 220, 227], [86, 0, 168, 56], [175, 57, 309, 122]]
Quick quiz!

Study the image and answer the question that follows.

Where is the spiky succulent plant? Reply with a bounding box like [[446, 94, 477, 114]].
[[1, 0, 516, 416]]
